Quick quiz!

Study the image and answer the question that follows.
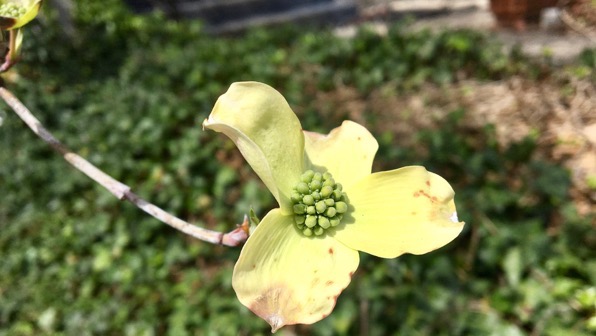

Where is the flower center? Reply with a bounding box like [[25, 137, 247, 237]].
[[290, 170, 348, 237], [0, 3, 26, 18]]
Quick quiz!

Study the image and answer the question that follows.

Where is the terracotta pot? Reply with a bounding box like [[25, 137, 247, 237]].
[[490, 0, 559, 30], [490, 0, 527, 29]]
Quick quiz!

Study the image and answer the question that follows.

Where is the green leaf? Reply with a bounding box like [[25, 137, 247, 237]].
[[503, 247, 522, 287]]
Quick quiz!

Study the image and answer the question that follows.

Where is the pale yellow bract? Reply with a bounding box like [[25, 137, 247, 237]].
[[0, 0, 42, 30], [203, 81, 465, 332]]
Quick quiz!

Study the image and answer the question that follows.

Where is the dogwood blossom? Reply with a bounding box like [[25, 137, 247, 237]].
[[203, 82, 465, 332], [0, 0, 42, 30]]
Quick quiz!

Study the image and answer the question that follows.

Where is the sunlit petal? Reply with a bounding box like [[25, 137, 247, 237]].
[[233, 209, 359, 332], [203, 82, 305, 212], [304, 120, 378, 190], [333, 166, 464, 258]]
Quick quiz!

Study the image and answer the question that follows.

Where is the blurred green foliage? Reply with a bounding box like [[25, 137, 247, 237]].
[[1, 1, 594, 335]]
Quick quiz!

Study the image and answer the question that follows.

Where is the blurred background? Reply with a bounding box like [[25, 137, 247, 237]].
[[0, 0, 594, 335]]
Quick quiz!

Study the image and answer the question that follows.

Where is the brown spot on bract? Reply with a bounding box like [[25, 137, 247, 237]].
[[349, 271, 354, 278], [418, 189, 432, 200], [328, 247, 334, 255], [413, 191, 420, 197], [426, 180, 430, 186], [325, 280, 334, 286]]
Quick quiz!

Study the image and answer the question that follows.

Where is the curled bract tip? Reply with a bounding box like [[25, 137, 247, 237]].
[[268, 314, 285, 333]]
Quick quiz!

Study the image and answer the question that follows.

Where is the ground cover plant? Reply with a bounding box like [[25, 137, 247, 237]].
[[0, 1, 594, 335]]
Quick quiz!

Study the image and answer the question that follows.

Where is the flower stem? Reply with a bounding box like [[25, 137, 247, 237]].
[[0, 85, 248, 247], [0, 29, 18, 72]]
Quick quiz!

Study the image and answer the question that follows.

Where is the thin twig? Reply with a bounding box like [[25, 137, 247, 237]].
[[0, 85, 248, 247]]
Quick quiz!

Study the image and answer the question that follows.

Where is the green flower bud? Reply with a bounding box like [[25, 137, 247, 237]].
[[306, 206, 316, 215], [320, 185, 333, 198], [330, 217, 341, 227], [311, 191, 321, 201], [294, 215, 305, 225], [333, 190, 343, 200], [309, 179, 322, 191], [313, 172, 322, 181], [302, 195, 315, 205], [324, 198, 335, 207], [318, 217, 330, 229], [325, 207, 337, 217], [315, 201, 327, 214], [296, 182, 310, 194], [293, 204, 306, 215], [335, 201, 348, 214], [301, 170, 314, 183], [324, 178, 335, 187], [314, 227, 324, 236], [305, 215, 317, 228], [303, 228, 313, 236]]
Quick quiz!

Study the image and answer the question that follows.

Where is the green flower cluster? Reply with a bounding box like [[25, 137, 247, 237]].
[[0, 3, 25, 18], [291, 170, 348, 237]]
